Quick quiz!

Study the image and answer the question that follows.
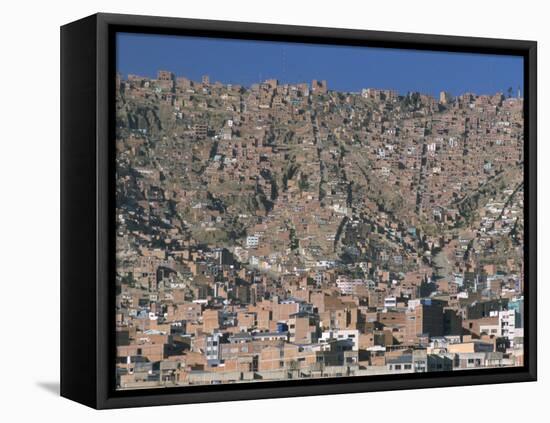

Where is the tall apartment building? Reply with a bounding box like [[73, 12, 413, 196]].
[[405, 299, 444, 344], [311, 79, 327, 94]]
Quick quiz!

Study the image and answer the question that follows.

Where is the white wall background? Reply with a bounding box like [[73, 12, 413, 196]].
[[0, 0, 546, 420]]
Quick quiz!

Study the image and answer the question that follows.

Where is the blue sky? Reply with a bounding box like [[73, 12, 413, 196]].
[[117, 32, 524, 98]]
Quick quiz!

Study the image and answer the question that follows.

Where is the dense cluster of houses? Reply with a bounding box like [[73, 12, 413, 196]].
[[114, 71, 524, 389]]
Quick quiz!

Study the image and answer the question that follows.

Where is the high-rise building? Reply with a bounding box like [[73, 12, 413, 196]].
[[439, 91, 453, 104], [405, 299, 444, 344], [311, 79, 328, 94]]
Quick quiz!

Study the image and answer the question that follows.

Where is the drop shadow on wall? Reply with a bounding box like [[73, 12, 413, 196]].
[[36, 381, 60, 396]]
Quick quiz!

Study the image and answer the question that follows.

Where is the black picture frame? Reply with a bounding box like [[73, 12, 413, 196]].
[[61, 12, 537, 409]]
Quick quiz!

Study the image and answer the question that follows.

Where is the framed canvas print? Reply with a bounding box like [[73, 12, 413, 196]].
[[60, 13, 537, 409]]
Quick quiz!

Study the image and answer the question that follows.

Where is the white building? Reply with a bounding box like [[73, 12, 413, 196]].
[[246, 235, 259, 248], [205, 332, 223, 362], [384, 296, 397, 308], [498, 309, 520, 341], [336, 276, 365, 294], [320, 329, 359, 351]]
